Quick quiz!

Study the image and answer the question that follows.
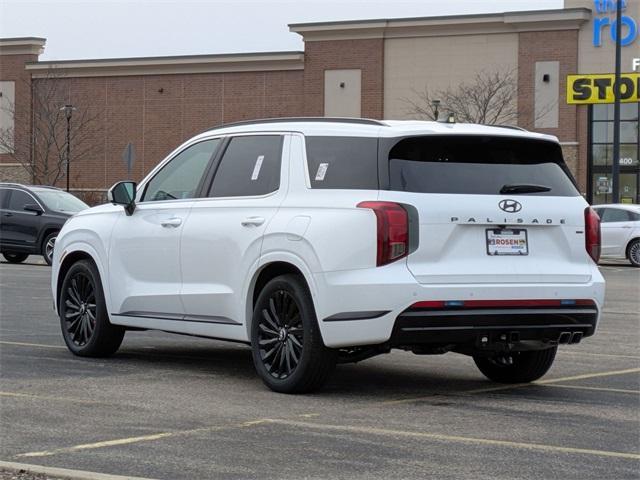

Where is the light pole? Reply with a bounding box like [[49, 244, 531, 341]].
[[60, 104, 76, 192], [611, 0, 622, 203]]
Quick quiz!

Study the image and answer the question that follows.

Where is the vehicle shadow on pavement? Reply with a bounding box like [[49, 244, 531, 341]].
[[598, 261, 636, 268], [0, 260, 48, 267], [112, 343, 489, 397], [113, 344, 258, 380]]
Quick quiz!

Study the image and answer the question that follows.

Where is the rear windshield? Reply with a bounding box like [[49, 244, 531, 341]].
[[388, 135, 579, 196]]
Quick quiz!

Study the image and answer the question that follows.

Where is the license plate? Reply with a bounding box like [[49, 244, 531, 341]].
[[486, 228, 528, 256]]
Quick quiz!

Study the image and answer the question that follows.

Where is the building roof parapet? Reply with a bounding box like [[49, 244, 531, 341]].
[[289, 8, 592, 41]]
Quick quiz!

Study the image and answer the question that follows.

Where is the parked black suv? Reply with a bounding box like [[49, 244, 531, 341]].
[[0, 184, 88, 265]]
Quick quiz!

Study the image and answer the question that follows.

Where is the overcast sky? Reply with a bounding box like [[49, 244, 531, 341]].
[[1, 0, 563, 61]]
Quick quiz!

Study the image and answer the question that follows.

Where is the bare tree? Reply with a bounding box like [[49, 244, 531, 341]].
[[0, 70, 102, 186], [404, 69, 529, 126]]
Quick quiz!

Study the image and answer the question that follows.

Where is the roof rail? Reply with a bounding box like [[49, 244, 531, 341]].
[[205, 117, 388, 132], [492, 124, 528, 132]]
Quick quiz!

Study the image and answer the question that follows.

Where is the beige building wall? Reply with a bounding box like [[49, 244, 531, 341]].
[[565, 0, 640, 73], [383, 33, 519, 120]]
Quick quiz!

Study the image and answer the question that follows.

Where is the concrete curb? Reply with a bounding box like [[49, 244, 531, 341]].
[[0, 461, 156, 480]]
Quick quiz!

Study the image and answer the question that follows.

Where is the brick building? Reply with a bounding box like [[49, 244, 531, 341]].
[[0, 0, 638, 203]]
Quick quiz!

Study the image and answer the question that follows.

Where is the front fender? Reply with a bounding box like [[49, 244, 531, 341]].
[[52, 212, 118, 314]]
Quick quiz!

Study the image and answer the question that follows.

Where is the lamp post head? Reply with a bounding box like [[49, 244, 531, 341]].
[[60, 104, 76, 120], [431, 99, 441, 121]]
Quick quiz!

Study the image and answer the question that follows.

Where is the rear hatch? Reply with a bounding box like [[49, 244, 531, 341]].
[[379, 134, 592, 284]]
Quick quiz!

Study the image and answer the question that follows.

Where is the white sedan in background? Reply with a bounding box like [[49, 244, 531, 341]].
[[594, 204, 640, 267]]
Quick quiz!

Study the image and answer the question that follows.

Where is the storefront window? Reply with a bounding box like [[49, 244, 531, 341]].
[[590, 103, 640, 205]]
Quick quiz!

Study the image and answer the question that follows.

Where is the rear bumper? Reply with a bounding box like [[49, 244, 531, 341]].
[[390, 305, 597, 353], [313, 262, 605, 349]]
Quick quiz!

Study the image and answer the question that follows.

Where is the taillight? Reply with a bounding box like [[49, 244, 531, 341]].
[[357, 201, 409, 266], [584, 206, 601, 263]]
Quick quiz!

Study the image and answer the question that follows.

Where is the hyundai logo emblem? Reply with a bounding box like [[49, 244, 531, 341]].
[[499, 199, 522, 213]]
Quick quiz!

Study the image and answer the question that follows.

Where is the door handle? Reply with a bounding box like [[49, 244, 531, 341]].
[[160, 217, 182, 228], [622, 225, 632, 229], [241, 216, 265, 227], [2, 212, 13, 217]]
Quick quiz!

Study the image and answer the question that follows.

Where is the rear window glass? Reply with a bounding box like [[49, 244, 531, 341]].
[[388, 135, 579, 196], [209, 135, 283, 197], [305, 136, 378, 189]]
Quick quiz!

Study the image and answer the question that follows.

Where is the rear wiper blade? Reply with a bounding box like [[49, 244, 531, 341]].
[[500, 184, 552, 194]]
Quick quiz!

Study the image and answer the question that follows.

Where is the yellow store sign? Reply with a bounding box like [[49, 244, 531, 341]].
[[566, 73, 640, 104]]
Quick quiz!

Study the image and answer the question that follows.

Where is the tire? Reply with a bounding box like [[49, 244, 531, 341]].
[[42, 231, 58, 266], [251, 274, 336, 393], [59, 259, 125, 357], [627, 239, 640, 268], [2, 252, 29, 264], [473, 347, 557, 384]]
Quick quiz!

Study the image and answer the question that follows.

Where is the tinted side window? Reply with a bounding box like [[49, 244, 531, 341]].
[[601, 208, 631, 223], [305, 136, 378, 189], [388, 136, 579, 196], [142, 139, 219, 202], [8, 190, 34, 210], [0, 188, 8, 208], [209, 135, 283, 197]]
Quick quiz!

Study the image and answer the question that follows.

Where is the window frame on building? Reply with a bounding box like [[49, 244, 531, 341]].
[[587, 103, 640, 205]]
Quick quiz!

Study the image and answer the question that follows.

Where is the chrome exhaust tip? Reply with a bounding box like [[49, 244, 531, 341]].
[[558, 332, 572, 344], [569, 332, 583, 344]]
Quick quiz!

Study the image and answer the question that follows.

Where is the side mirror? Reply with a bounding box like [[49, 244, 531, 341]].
[[24, 203, 44, 215], [108, 181, 137, 216]]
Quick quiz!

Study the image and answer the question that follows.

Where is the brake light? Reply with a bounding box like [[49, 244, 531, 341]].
[[584, 207, 601, 263], [357, 201, 409, 266]]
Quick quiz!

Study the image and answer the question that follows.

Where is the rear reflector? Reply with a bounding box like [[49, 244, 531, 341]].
[[410, 299, 596, 309], [584, 206, 601, 263], [357, 201, 409, 266]]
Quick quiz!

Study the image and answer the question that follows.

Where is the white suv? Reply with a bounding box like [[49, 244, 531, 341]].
[[51, 118, 605, 393]]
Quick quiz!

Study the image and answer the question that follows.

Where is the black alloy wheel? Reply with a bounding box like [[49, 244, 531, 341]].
[[59, 259, 125, 357], [257, 289, 304, 379], [251, 274, 336, 393], [63, 270, 97, 347]]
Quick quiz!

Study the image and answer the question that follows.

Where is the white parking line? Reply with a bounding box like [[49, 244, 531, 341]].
[[15, 419, 272, 458], [264, 419, 640, 460]]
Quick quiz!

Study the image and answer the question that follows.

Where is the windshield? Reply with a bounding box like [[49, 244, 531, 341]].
[[388, 135, 580, 197], [34, 190, 89, 213]]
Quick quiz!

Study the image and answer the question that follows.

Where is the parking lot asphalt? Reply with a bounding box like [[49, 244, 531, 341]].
[[0, 257, 638, 480]]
